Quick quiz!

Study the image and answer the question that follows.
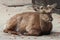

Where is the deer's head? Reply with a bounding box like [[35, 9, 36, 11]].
[[35, 4, 57, 22]]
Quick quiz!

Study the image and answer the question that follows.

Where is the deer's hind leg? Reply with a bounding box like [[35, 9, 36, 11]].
[[3, 17, 19, 35]]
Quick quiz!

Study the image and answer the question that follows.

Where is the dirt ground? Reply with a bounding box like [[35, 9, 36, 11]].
[[0, 4, 60, 40]]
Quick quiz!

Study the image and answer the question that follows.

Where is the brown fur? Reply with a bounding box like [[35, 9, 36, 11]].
[[3, 4, 56, 36]]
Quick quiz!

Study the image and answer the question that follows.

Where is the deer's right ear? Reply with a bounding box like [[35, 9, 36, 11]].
[[50, 3, 57, 8], [47, 3, 57, 9], [32, 5, 40, 11]]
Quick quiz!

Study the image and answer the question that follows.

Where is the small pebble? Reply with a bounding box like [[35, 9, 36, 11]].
[[28, 37, 30, 39], [21, 36, 24, 39], [8, 14, 11, 15], [34, 37, 37, 39]]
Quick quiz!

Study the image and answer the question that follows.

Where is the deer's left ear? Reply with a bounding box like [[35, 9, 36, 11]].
[[50, 3, 57, 8], [32, 5, 40, 11]]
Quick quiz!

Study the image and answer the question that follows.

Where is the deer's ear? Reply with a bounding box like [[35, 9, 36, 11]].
[[50, 3, 57, 8], [32, 5, 40, 11], [39, 6, 44, 9], [47, 3, 57, 9]]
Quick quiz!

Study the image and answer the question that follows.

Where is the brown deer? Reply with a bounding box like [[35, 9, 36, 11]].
[[3, 4, 56, 36]]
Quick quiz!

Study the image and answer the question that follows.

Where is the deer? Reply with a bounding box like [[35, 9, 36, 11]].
[[32, 0, 47, 11], [3, 4, 56, 36]]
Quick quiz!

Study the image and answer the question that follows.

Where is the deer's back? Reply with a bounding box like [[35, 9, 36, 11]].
[[15, 12, 40, 32]]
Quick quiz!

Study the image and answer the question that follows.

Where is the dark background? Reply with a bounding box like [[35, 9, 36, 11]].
[[32, 0, 60, 8]]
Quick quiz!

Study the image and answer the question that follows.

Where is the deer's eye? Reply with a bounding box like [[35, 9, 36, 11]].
[[48, 7, 51, 9]]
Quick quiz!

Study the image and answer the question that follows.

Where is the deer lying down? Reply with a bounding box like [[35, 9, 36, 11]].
[[3, 4, 56, 36]]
